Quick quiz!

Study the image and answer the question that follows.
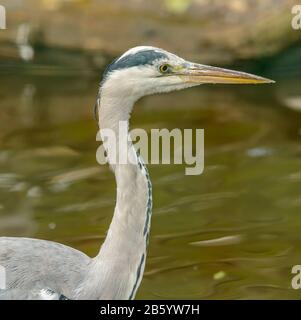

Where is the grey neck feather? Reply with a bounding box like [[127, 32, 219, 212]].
[[78, 89, 152, 300]]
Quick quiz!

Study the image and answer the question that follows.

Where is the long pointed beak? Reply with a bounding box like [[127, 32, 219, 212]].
[[178, 63, 275, 85]]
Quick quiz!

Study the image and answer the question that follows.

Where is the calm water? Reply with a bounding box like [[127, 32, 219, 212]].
[[0, 63, 301, 299]]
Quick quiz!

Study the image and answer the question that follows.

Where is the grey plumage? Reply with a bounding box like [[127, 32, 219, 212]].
[[0, 288, 69, 300], [0, 237, 89, 299]]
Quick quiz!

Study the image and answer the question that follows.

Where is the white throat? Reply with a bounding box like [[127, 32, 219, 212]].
[[77, 80, 152, 300]]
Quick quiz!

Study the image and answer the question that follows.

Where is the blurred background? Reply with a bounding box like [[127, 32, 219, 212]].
[[0, 0, 301, 299]]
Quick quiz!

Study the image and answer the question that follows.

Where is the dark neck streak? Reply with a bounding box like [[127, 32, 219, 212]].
[[128, 153, 153, 300]]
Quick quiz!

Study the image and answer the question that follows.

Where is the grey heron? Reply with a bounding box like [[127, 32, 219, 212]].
[[0, 46, 273, 300]]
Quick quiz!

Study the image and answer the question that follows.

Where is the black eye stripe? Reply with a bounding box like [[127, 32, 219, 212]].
[[102, 50, 168, 79]]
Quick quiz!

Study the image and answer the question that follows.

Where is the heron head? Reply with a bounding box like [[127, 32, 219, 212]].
[[100, 46, 274, 101]]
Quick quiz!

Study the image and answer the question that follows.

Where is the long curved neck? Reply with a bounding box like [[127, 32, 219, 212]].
[[84, 89, 152, 300]]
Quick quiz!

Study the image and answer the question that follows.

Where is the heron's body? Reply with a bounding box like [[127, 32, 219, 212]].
[[0, 237, 89, 299], [0, 46, 272, 300]]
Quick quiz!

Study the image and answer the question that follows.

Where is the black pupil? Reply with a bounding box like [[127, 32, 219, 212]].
[[162, 65, 168, 72]]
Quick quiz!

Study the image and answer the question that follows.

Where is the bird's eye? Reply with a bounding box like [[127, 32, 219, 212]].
[[159, 64, 170, 73]]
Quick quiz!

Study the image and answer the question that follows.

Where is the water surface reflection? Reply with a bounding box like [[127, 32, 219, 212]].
[[0, 71, 301, 299]]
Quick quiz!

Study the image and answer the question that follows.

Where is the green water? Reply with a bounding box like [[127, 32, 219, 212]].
[[0, 66, 301, 299]]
